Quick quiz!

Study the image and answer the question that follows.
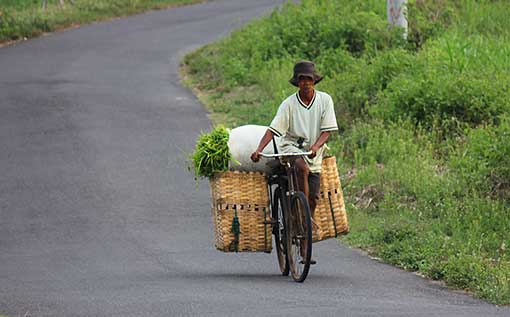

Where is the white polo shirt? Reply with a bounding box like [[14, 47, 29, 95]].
[[269, 90, 338, 173]]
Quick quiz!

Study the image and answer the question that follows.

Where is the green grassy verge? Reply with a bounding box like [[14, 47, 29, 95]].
[[0, 0, 207, 44], [181, 0, 510, 304]]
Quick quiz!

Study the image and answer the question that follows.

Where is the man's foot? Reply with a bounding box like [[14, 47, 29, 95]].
[[300, 259, 317, 265]]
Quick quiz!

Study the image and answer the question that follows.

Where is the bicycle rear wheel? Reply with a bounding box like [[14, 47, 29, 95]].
[[286, 191, 312, 282], [272, 188, 289, 276]]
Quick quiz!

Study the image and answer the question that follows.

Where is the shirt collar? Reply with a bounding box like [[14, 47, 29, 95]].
[[296, 90, 316, 109]]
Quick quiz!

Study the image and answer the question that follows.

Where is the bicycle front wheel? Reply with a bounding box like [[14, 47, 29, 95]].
[[272, 188, 289, 276], [286, 191, 312, 282]]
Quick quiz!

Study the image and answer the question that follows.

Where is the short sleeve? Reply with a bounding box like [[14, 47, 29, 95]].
[[269, 102, 289, 137], [320, 95, 338, 132]]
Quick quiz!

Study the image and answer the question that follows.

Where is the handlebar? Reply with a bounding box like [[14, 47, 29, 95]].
[[259, 151, 312, 158]]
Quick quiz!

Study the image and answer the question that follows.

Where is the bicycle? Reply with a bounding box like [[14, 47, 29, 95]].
[[260, 151, 313, 282]]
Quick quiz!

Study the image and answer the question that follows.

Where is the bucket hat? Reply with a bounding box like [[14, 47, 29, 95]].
[[289, 60, 323, 87]]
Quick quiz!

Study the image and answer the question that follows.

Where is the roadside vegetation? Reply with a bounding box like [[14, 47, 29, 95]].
[[182, 0, 510, 304], [0, 0, 206, 44]]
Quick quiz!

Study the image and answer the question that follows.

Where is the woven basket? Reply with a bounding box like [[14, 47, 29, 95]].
[[210, 171, 272, 252], [313, 156, 349, 242]]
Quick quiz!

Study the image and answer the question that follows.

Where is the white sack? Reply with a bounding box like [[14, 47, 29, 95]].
[[228, 125, 281, 173]]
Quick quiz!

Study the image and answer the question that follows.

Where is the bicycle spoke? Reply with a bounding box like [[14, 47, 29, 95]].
[[272, 188, 289, 276], [286, 192, 312, 282]]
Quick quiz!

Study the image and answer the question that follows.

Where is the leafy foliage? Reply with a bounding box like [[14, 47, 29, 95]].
[[450, 116, 510, 198]]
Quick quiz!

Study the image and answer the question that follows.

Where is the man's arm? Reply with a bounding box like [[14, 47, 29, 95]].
[[250, 129, 275, 162], [309, 131, 331, 158]]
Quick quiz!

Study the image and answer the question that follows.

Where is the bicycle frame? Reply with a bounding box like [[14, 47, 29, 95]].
[[262, 150, 312, 202], [261, 151, 312, 195], [262, 151, 313, 282]]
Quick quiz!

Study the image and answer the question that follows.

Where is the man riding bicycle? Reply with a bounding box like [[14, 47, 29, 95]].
[[251, 61, 339, 263]]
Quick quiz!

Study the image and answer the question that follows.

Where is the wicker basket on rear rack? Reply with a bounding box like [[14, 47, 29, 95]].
[[313, 156, 349, 242], [210, 171, 272, 252]]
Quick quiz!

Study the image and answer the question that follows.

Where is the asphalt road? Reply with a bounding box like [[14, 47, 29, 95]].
[[0, 1, 509, 316]]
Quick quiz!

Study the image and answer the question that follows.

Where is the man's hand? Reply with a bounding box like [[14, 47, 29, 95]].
[[308, 132, 330, 159], [251, 151, 261, 162], [251, 129, 274, 163], [308, 145, 319, 159]]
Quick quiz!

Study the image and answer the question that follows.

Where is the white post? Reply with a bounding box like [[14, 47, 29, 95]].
[[387, 0, 408, 39]]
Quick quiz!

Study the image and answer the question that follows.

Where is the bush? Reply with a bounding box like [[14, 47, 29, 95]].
[[339, 119, 461, 214], [371, 35, 510, 131], [450, 117, 510, 197], [406, 0, 456, 50], [453, 0, 510, 38], [186, 0, 404, 91], [315, 49, 415, 131]]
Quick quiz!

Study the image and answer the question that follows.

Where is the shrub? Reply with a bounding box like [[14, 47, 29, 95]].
[[371, 34, 510, 131], [453, 0, 510, 38], [188, 0, 405, 91], [450, 117, 510, 197], [406, 0, 456, 50]]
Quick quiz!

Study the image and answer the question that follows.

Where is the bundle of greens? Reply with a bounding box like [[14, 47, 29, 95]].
[[191, 125, 232, 178]]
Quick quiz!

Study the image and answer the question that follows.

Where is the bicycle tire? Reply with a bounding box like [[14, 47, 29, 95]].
[[272, 188, 289, 276], [286, 191, 312, 282]]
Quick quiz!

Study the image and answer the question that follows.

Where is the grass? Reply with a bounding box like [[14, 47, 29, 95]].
[[0, 0, 207, 44], [181, 0, 510, 305]]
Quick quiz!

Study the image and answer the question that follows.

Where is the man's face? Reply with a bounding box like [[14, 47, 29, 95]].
[[298, 76, 314, 93]]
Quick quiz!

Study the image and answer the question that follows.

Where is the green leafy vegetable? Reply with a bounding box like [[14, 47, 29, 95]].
[[191, 125, 231, 178]]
